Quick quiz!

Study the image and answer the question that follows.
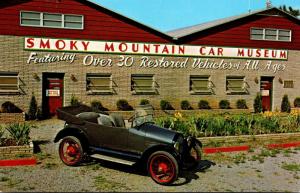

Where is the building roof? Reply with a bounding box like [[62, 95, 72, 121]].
[[167, 7, 300, 39], [83, 0, 174, 40]]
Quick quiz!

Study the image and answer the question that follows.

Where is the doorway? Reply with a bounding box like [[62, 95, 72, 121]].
[[260, 77, 274, 111], [42, 73, 64, 117]]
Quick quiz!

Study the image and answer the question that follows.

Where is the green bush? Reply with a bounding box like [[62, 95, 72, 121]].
[[254, 93, 263, 113], [155, 113, 300, 138], [36, 106, 44, 120], [91, 100, 108, 112], [1, 101, 23, 113], [140, 99, 150, 106], [70, 94, 80, 106], [198, 100, 211, 109], [281, 95, 291, 113], [236, 99, 248, 109], [160, 100, 174, 110], [28, 94, 37, 120], [181, 100, 192, 110], [6, 123, 31, 146], [294, 97, 300, 108], [116, 99, 133, 111], [219, 100, 230, 109]]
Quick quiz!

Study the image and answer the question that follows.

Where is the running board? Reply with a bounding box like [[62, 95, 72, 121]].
[[90, 154, 136, 166]]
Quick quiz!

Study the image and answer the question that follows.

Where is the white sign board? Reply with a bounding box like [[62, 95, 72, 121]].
[[24, 37, 288, 60], [46, 89, 60, 97]]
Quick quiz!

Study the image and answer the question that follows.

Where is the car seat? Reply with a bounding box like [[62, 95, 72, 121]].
[[97, 114, 115, 127], [109, 113, 126, 128]]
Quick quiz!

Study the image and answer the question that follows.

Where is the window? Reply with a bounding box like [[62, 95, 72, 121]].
[[190, 75, 211, 94], [131, 75, 156, 94], [86, 74, 112, 94], [226, 76, 246, 94], [20, 11, 84, 29], [0, 72, 19, 93], [251, 28, 291, 42], [284, 80, 294, 88]]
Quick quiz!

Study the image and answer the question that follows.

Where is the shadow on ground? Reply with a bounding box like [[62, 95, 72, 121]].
[[85, 158, 216, 186]]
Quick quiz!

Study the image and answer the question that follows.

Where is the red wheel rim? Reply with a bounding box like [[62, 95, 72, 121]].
[[149, 154, 175, 183], [59, 138, 81, 165]]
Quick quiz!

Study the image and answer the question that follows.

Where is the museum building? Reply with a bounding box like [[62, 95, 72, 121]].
[[0, 0, 299, 115]]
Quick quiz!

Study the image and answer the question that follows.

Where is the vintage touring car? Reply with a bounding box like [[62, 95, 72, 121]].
[[54, 105, 202, 185]]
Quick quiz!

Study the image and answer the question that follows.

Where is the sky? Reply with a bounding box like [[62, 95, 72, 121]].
[[93, 0, 300, 32]]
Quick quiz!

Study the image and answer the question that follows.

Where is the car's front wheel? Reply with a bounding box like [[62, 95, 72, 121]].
[[147, 151, 179, 185], [59, 136, 84, 166]]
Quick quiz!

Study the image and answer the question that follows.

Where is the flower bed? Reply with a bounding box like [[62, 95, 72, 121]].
[[0, 123, 33, 160], [155, 110, 300, 137]]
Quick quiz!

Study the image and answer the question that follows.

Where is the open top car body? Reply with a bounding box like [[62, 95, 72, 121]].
[[54, 105, 202, 185]]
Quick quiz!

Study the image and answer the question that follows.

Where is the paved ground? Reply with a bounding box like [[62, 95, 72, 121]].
[[0, 119, 300, 192]]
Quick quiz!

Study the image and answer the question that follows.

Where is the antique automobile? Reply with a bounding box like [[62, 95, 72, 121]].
[[54, 104, 202, 185]]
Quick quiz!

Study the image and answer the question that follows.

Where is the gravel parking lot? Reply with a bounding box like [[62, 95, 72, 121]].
[[0, 119, 300, 192]]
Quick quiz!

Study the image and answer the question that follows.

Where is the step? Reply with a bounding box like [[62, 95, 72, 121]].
[[90, 154, 136, 166]]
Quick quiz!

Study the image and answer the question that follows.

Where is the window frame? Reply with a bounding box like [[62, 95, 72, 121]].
[[250, 27, 292, 42], [0, 73, 20, 94], [189, 75, 212, 95], [86, 74, 113, 95], [283, 80, 294, 88], [20, 11, 84, 30], [226, 76, 247, 94], [131, 74, 156, 95]]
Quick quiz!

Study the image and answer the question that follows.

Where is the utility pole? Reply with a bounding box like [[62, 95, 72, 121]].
[[266, 0, 272, 9]]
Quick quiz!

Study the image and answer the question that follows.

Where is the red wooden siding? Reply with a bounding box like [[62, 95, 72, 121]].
[[0, 0, 171, 43], [181, 15, 300, 50]]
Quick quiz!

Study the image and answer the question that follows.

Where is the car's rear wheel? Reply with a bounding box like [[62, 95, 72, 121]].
[[59, 136, 83, 166], [147, 151, 178, 185]]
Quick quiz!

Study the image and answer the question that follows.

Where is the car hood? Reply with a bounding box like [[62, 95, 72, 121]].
[[142, 123, 179, 145]]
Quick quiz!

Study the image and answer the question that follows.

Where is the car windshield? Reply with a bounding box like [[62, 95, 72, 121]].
[[132, 105, 154, 127]]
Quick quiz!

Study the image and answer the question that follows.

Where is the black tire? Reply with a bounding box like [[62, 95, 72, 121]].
[[59, 136, 84, 166], [183, 142, 202, 170], [147, 151, 179, 185]]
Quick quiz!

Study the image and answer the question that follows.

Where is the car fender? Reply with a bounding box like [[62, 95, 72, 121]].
[[140, 144, 180, 165], [53, 125, 89, 146]]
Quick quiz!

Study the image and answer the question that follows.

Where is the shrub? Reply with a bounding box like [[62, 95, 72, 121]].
[[160, 100, 174, 110], [219, 100, 230, 109], [70, 94, 80, 106], [36, 106, 44, 120], [1, 101, 23, 113], [236, 99, 248, 109], [91, 100, 108, 112], [6, 123, 31, 146], [140, 99, 150, 106], [116, 99, 133, 111], [254, 93, 263, 113], [181, 100, 192, 110], [281, 95, 291, 113], [198, 100, 211, 109], [28, 94, 37, 120], [294, 97, 300, 108]]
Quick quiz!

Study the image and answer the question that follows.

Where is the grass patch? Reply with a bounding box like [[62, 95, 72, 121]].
[[35, 152, 52, 161], [281, 163, 300, 172], [42, 162, 58, 169], [0, 176, 10, 182], [94, 176, 128, 191]]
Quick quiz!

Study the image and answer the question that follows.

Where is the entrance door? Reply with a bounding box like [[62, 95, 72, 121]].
[[43, 73, 64, 116], [260, 77, 273, 111]]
